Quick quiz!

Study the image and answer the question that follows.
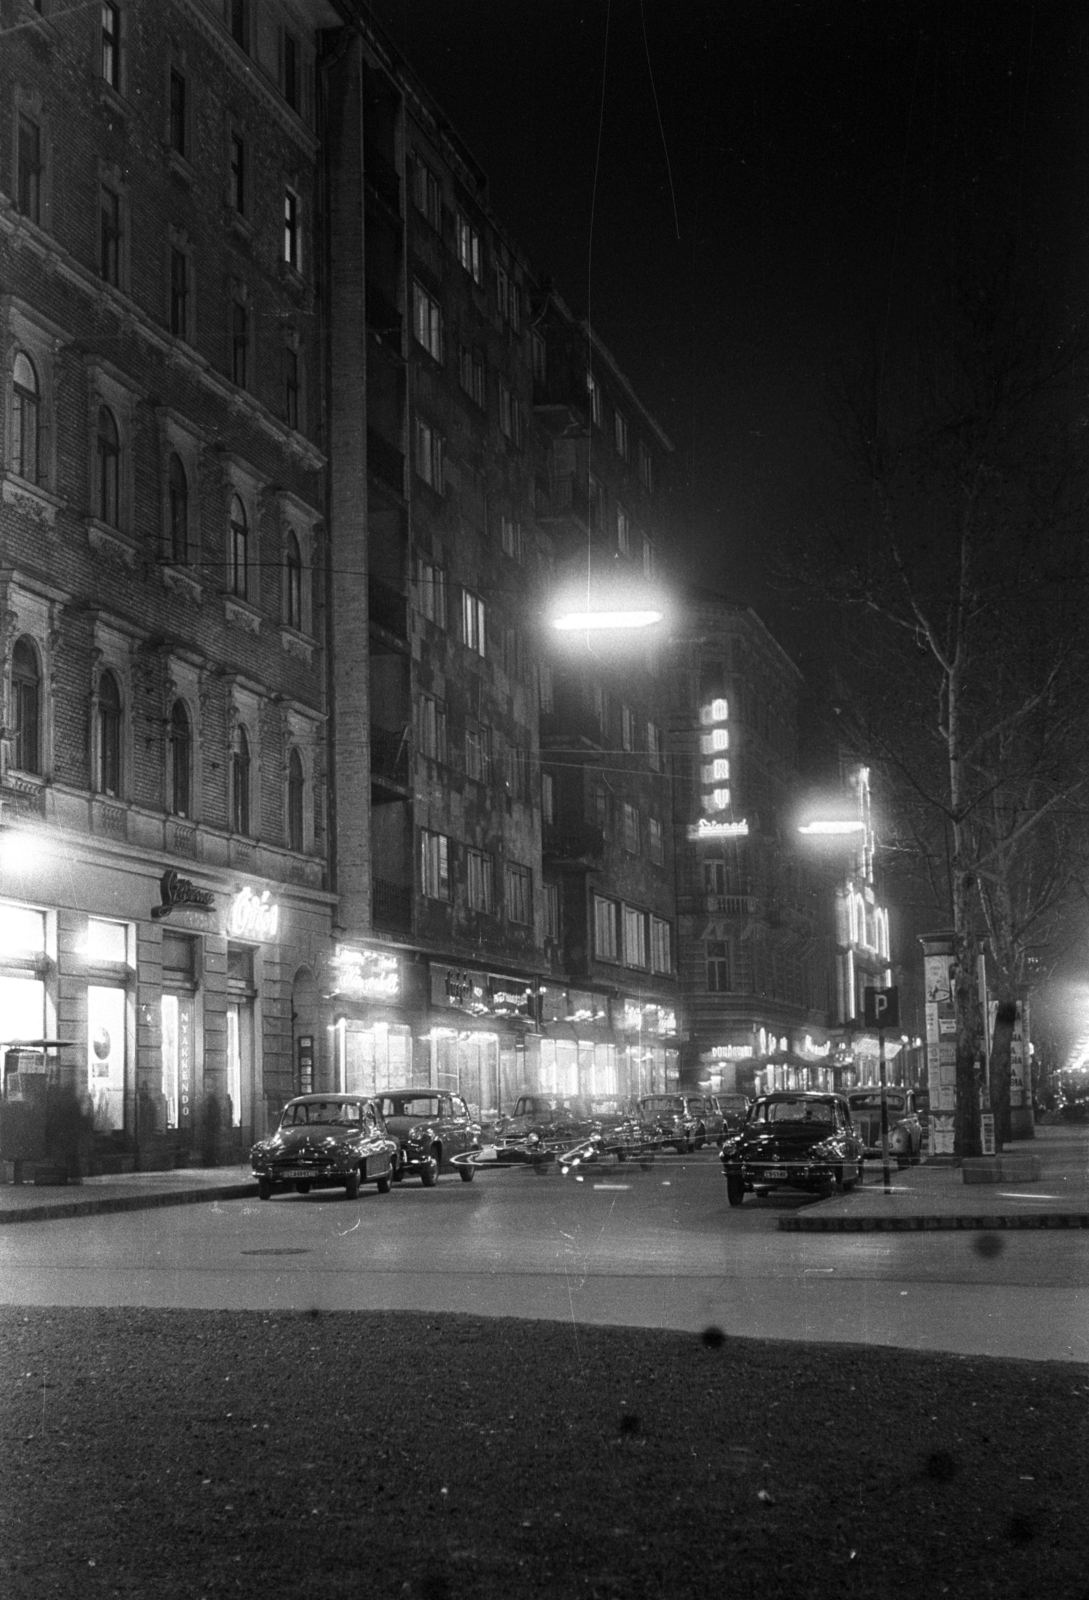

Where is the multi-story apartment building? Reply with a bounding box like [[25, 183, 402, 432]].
[[669, 591, 836, 1097], [0, 0, 336, 1172]]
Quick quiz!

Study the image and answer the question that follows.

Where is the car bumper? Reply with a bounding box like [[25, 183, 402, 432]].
[[723, 1158, 855, 1191]]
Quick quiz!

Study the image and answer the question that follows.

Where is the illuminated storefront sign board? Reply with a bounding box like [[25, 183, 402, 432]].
[[332, 946, 401, 1002], [152, 868, 215, 921], [227, 886, 279, 941], [431, 965, 535, 1020], [711, 1043, 754, 1060], [687, 817, 749, 840]]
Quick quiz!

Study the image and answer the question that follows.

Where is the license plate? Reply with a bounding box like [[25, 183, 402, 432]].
[[277, 1168, 319, 1179], [763, 1167, 789, 1179], [477, 1145, 499, 1161]]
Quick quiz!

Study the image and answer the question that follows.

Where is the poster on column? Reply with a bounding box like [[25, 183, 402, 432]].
[[88, 986, 126, 1132]]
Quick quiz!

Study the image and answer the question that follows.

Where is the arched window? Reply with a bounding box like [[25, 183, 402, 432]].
[[231, 723, 250, 835], [12, 352, 40, 484], [229, 494, 248, 599], [96, 405, 120, 526], [287, 747, 304, 852], [11, 635, 42, 775], [167, 454, 188, 564], [97, 669, 122, 796], [169, 699, 192, 817], [285, 530, 302, 630]]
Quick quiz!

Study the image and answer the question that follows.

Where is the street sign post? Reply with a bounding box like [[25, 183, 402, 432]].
[[864, 987, 900, 1193]]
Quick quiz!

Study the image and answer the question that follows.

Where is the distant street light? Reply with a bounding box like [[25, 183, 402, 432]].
[[552, 607, 663, 631], [798, 819, 866, 836]]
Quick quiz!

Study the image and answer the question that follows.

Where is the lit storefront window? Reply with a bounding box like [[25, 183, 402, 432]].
[[87, 984, 126, 1131]]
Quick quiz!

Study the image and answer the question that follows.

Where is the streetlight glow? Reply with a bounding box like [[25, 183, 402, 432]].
[[552, 608, 664, 631], [798, 819, 867, 836]]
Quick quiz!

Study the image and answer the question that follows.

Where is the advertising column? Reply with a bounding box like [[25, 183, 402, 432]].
[[920, 932, 956, 1156]]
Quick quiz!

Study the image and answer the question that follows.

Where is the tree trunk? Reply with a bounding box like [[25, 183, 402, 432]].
[[989, 998, 1017, 1149]]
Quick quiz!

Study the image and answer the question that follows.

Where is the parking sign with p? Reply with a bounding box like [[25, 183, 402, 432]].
[[863, 986, 900, 1030]]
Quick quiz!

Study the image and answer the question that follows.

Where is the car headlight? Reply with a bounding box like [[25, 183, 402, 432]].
[[808, 1140, 839, 1161]]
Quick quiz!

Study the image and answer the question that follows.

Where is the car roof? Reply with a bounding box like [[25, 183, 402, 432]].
[[757, 1091, 846, 1104], [286, 1093, 374, 1105], [381, 1087, 445, 1097]]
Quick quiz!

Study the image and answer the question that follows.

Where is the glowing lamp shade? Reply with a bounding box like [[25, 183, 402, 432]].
[[547, 572, 670, 635], [552, 607, 662, 631], [798, 819, 866, 836]]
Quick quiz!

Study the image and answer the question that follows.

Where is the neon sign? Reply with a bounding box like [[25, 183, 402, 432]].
[[687, 817, 749, 840], [227, 886, 279, 941], [332, 947, 401, 1001]]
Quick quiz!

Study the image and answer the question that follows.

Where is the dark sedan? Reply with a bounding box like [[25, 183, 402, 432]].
[[637, 1093, 701, 1154], [720, 1091, 864, 1205], [375, 1089, 481, 1185], [847, 1087, 924, 1167], [250, 1094, 399, 1200]]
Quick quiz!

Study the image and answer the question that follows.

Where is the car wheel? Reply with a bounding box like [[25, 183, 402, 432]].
[[257, 1177, 272, 1201], [344, 1170, 359, 1200], [616, 1149, 627, 1163], [726, 1174, 745, 1207], [295, 1180, 311, 1195], [458, 1159, 476, 1182], [674, 1140, 688, 1156], [376, 1168, 392, 1194], [420, 1148, 440, 1187]]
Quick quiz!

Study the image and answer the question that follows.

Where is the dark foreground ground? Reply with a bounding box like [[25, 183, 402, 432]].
[[2, 1308, 1087, 1600]]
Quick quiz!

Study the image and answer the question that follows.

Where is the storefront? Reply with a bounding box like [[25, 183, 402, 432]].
[[536, 985, 680, 1103], [0, 841, 332, 1176], [699, 1027, 836, 1098]]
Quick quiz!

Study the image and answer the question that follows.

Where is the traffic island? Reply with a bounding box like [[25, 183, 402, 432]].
[[963, 1153, 1041, 1184]]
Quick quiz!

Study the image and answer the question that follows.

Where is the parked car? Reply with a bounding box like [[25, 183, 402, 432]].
[[682, 1094, 724, 1146], [714, 1093, 752, 1139], [846, 1086, 924, 1168], [375, 1090, 481, 1185], [637, 1093, 702, 1154], [720, 1091, 864, 1205], [250, 1094, 399, 1201]]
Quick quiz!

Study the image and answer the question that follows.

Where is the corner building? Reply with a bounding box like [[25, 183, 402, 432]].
[[0, 0, 336, 1171]]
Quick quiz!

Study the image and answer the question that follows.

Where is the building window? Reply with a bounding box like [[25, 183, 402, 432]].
[[96, 406, 120, 526], [283, 347, 299, 429], [97, 669, 122, 796], [169, 699, 191, 817], [284, 530, 303, 629], [505, 862, 532, 925], [538, 662, 554, 714], [229, 495, 248, 599], [11, 637, 42, 776], [456, 214, 481, 281], [282, 30, 300, 111], [622, 802, 640, 854], [465, 721, 491, 783], [585, 370, 602, 427], [592, 781, 610, 835], [416, 559, 447, 627], [531, 332, 546, 384], [502, 628, 525, 681], [461, 589, 486, 656], [99, 183, 121, 286], [230, 0, 249, 51], [616, 505, 631, 556], [12, 352, 40, 484], [231, 297, 248, 389], [707, 940, 729, 991], [647, 815, 663, 865], [413, 417, 444, 492], [651, 917, 672, 974], [467, 850, 494, 913], [544, 881, 560, 942], [588, 475, 603, 533], [621, 704, 635, 752], [17, 113, 43, 224], [283, 188, 300, 270], [458, 344, 486, 408], [639, 440, 654, 492], [499, 516, 522, 561], [166, 453, 188, 563], [643, 535, 655, 579], [495, 263, 519, 329], [229, 133, 246, 214], [647, 720, 662, 772], [287, 748, 304, 851], [169, 246, 189, 339], [593, 894, 619, 962], [541, 770, 555, 824], [623, 905, 647, 968], [169, 69, 187, 158], [101, 3, 121, 89], [412, 281, 443, 362], [614, 408, 629, 459], [505, 744, 529, 803], [231, 724, 251, 834], [412, 157, 442, 230], [416, 693, 447, 764], [421, 829, 450, 900]]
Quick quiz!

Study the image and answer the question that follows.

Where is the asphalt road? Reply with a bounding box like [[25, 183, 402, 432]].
[[2, 1151, 1086, 1362]]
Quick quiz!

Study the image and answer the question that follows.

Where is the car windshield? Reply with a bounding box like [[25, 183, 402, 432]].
[[512, 1098, 553, 1117], [378, 1095, 441, 1119], [849, 1092, 906, 1113], [282, 1101, 363, 1127], [751, 1099, 834, 1125], [642, 1097, 681, 1112]]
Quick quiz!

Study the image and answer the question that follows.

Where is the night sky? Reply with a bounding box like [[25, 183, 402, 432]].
[[364, 0, 1087, 659]]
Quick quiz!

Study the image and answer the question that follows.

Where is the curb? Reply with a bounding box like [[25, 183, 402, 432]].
[[778, 1212, 1089, 1232], [0, 1183, 257, 1226]]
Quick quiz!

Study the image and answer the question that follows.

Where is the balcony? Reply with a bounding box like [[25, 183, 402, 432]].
[[370, 724, 410, 790], [373, 877, 412, 934], [367, 428, 404, 496], [369, 574, 407, 641], [543, 819, 605, 864]]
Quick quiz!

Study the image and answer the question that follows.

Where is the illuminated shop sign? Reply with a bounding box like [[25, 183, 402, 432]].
[[431, 965, 534, 1020], [151, 868, 215, 921], [687, 817, 749, 840], [711, 1043, 754, 1060], [691, 696, 749, 840], [331, 946, 401, 1002], [227, 886, 279, 941]]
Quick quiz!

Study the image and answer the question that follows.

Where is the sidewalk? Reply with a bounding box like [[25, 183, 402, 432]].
[[778, 1119, 1089, 1231], [1, 1121, 1087, 1230]]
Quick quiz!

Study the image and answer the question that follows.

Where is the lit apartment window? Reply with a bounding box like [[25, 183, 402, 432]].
[[416, 559, 447, 627], [706, 940, 729, 991], [17, 113, 43, 224], [416, 693, 447, 764], [461, 589, 486, 657], [101, 3, 121, 90], [593, 894, 619, 962], [651, 917, 672, 974], [585, 370, 602, 427], [412, 158, 442, 230], [614, 408, 629, 459], [468, 850, 494, 913], [505, 862, 532, 925], [283, 188, 301, 270], [420, 829, 450, 900], [169, 70, 187, 158], [456, 213, 481, 282], [412, 282, 443, 361], [622, 802, 640, 854], [413, 418, 444, 492], [12, 352, 41, 484], [99, 182, 121, 286], [623, 905, 646, 968]]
